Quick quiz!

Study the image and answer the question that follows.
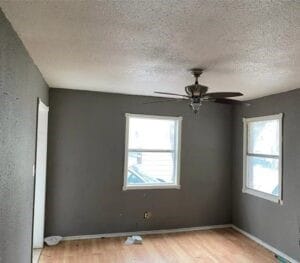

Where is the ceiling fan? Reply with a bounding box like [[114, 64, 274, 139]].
[[146, 68, 245, 113]]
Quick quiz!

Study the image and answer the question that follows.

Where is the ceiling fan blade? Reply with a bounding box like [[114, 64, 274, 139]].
[[143, 98, 187, 104], [154, 91, 189, 98], [203, 92, 243, 98], [209, 98, 250, 105]]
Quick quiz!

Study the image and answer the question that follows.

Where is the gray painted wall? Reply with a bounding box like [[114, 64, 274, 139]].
[[45, 88, 233, 236], [0, 9, 49, 263], [232, 89, 300, 261]]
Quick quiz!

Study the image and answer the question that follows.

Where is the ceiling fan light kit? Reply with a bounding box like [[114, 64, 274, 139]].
[[151, 68, 245, 113], [190, 101, 202, 113]]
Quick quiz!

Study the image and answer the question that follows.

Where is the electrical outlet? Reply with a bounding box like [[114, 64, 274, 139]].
[[144, 211, 152, 219]]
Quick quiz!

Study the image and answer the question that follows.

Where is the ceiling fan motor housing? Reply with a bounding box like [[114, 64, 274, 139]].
[[185, 84, 208, 98]]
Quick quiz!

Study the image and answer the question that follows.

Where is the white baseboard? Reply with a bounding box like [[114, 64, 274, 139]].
[[62, 224, 231, 241], [232, 225, 298, 263]]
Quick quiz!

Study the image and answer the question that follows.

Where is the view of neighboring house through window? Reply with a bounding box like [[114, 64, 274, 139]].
[[243, 114, 283, 203], [123, 114, 182, 190]]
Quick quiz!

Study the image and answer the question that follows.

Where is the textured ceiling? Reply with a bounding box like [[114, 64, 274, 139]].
[[1, 0, 300, 100]]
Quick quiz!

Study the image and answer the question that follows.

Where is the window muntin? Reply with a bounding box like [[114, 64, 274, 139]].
[[123, 114, 182, 190], [243, 114, 283, 203]]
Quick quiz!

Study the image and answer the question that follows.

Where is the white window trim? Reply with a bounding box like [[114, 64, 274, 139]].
[[242, 113, 283, 204], [123, 113, 182, 191]]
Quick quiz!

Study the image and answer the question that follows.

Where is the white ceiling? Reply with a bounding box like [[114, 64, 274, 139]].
[[1, 0, 299, 100]]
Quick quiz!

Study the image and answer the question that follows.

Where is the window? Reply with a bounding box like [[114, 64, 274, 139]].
[[123, 113, 182, 190], [243, 114, 283, 203]]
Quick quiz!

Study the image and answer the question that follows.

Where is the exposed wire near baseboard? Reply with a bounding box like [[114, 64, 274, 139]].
[[275, 254, 291, 263]]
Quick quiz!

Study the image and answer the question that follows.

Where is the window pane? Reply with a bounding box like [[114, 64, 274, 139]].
[[248, 119, 279, 155], [247, 156, 279, 196], [128, 117, 176, 150], [127, 151, 175, 185]]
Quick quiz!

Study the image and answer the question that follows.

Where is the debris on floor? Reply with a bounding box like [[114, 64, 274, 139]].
[[124, 235, 143, 245], [44, 236, 63, 246]]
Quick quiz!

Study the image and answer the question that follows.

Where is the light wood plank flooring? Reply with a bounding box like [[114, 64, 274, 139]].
[[39, 228, 277, 263]]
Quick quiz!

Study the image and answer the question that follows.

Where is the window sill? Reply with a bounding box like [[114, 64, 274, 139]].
[[242, 187, 282, 204], [123, 184, 181, 191]]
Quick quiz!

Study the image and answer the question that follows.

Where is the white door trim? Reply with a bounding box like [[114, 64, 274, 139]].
[[33, 98, 49, 249]]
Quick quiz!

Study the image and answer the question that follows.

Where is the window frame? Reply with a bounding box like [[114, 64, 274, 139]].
[[123, 113, 182, 190], [242, 113, 283, 203]]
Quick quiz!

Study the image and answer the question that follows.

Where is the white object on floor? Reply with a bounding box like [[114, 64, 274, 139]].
[[125, 235, 143, 245], [32, 248, 42, 263], [44, 236, 62, 246]]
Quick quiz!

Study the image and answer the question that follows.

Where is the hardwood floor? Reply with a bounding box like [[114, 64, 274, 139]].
[[39, 228, 277, 263]]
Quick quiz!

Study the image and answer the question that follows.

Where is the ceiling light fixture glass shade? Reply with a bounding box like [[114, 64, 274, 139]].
[[190, 101, 202, 113]]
